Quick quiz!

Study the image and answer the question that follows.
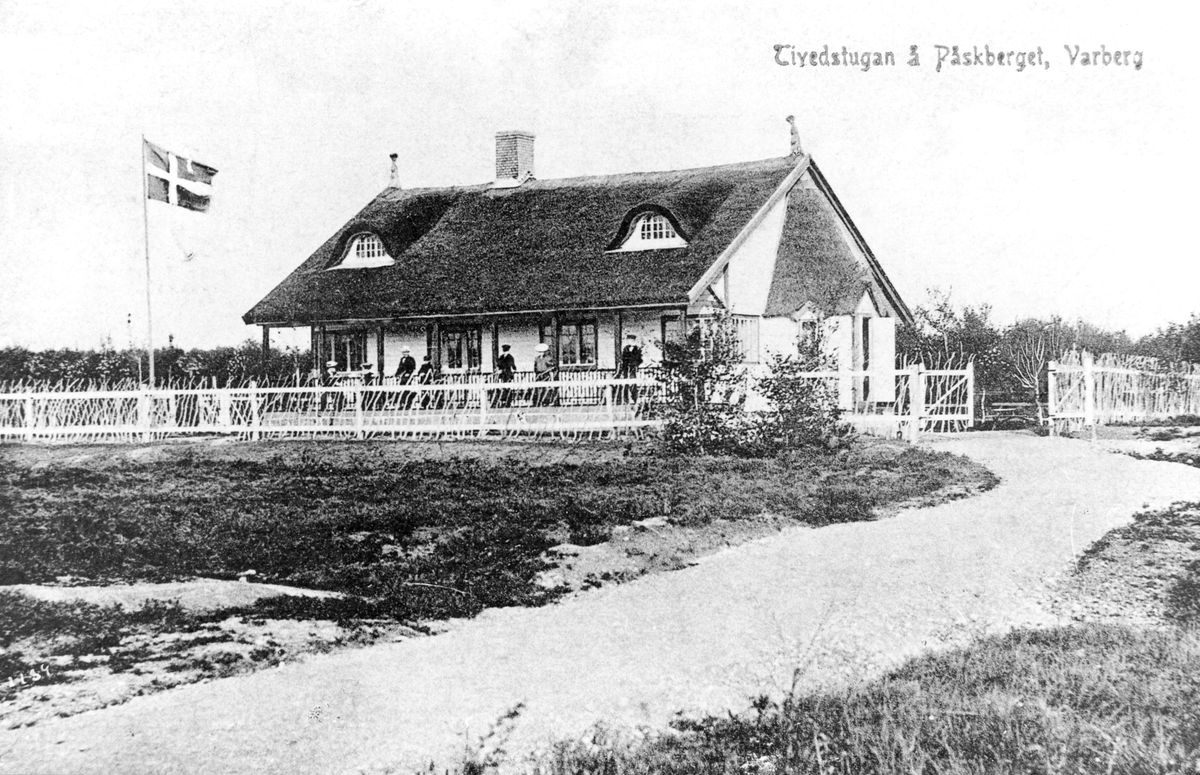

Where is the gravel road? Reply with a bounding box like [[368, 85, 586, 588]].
[[5, 432, 1200, 774]]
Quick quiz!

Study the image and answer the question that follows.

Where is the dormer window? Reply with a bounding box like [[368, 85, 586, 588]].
[[330, 232, 394, 269], [608, 209, 689, 252], [640, 214, 676, 241]]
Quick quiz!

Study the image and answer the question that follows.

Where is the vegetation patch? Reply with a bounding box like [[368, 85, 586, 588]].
[[472, 503, 1200, 774], [0, 439, 992, 623]]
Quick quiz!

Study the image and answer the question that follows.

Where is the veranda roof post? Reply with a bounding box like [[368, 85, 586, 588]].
[[260, 327, 270, 382]]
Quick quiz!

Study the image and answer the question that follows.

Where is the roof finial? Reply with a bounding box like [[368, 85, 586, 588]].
[[389, 153, 400, 188], [786, 115, 803, 157]]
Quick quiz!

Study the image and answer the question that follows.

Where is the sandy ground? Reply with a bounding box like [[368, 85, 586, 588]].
[[9, 579, 340, 612], [3, 432, 1200, 774]]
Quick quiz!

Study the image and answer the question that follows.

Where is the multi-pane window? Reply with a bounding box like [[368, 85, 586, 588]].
[[442, 327, 482, 371], [558, 321, 597, 366], [639, 214, 676, 241], [354, 234, 387, 260], [324, 331, 367, 371]]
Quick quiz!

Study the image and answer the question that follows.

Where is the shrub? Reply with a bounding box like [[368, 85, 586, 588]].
[[654, 315, 843, 457]]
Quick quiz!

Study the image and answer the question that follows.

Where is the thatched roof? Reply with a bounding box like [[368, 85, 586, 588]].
[[243, 154, 911, 326], [765, 188, 880, 317]]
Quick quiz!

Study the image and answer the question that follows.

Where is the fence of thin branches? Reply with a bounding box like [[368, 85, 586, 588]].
[[1049, 350, 1200, 429]]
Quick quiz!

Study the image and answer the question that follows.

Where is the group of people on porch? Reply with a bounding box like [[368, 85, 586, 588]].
[[314, 335, 645, 410]]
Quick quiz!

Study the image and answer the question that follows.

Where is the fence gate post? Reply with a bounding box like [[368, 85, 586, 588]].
[[138, 389, 151, 443], [966, 360, 976, 428], [605, 382, 616, 437], [478, 384, 488, 438], [1047, 361, 1058, 436], [354, 385, 364, 440], [23, 393, 34, 442], [1083, 351, 1096, 441], [908, 365, 923, 442], [249, 383, 261, 442]]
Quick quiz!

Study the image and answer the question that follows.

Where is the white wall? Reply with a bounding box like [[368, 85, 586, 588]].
[[383, 324, 427, 376], [622, 309, 669, 364], [759, 317, 798, 362], [724, 193, 788, 316], [496, 323, 542, 373]]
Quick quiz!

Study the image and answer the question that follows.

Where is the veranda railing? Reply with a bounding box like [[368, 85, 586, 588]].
[[0, 377, 663, 443], [0, 365, 973, 444]]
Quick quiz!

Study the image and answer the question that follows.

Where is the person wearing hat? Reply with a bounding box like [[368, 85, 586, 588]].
[[394, 347, 416, 383], [360, 361, 378, 410], [533, 342, 557, 406], [493, 344, 516, 407], [320, 359, 341, 412], [619, 333, 643, 403], [393, 347, 417, 409]]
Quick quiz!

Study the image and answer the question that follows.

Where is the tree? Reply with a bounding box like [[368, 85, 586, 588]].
[[1001, 318, 1069, 403]]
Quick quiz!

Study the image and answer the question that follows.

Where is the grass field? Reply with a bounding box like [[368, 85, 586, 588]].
[[0, 436, 996, 727], [0, 437, 994, 622]]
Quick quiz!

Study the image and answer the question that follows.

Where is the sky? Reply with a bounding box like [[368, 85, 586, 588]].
[[1, 0, 1196, 351]]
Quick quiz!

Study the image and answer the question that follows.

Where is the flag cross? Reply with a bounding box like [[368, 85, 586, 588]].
[[144, 139, 217, 212]]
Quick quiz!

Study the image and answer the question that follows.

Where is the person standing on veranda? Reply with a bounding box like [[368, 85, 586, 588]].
[[619, 333, 643, 403], [494, 344, 516, 407], [533, 343, 557, 406]]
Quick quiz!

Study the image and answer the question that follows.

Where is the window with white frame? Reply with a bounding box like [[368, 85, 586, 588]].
[[330, 233, 394, 269], [610, 212, 688, 252], [640, 214, 676, 241], [557, 321, 597, 367]]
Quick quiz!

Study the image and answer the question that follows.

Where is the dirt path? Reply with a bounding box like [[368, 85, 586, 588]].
[[5, 433, 1200, 774]]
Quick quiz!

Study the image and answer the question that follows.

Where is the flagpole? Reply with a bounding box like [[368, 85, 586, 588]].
[[141, 134, 155, 387]]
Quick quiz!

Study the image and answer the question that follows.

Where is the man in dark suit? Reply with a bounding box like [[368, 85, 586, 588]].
[[395, 346, 418, 409], [394, 347, 417, 382], [494, 344, 516, 407], [619, 333, 643, 403]]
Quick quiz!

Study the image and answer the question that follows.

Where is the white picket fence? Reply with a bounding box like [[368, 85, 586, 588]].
[[0, 366, 973, 444]]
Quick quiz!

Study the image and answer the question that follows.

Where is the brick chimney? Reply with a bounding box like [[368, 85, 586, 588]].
[[494, 130, 535, 188]]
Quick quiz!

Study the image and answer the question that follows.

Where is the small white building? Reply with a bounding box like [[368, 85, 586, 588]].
[[245, 126, 912, 404]]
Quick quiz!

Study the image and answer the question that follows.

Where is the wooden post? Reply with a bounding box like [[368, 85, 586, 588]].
[[1083, 351, 1096, 441], [310, 326, 320, 372], [354, 384, 364, 440], [614, 311, 623, 372], [376, 324, 386, 377], [138, 388, 151, 443], [1047, 360, 1058, 436], [23, 393, 34, 442], [249, 382, 260, 442], [431, 321, 442, 371], [966, 360, 975, 428], [261, 327, 271, 373], [219, 388, 232, 434], [491, 320, 500, 372], [910, 364, 924, 442], [552, 314, 561, 364], [605, 382, 615, 437], [478, 383, 488, 437]]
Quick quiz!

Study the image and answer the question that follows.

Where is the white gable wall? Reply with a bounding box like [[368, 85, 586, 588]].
[[724, 192, 789, 317]]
